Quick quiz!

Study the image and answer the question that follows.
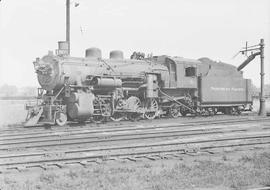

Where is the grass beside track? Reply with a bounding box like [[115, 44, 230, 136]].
[[1, 150, 270, 190]]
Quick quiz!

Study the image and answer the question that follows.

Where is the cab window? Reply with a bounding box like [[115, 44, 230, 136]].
[[185, 67, 196, 77]]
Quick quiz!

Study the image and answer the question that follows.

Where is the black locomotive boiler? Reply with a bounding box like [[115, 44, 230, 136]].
[[25, 42, 252, 126]]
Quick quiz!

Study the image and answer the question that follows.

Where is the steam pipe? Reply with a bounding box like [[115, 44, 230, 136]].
[[237, 52, 260, 71]]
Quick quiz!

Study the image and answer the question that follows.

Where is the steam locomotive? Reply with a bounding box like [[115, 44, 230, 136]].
[[25, 42, 253, 126]]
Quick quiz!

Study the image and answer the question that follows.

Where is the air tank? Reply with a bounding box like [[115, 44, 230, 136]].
[[91, 77, 122, 88]]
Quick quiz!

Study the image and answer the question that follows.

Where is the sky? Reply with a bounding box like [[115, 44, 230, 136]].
[[0, 0, 269, 87]]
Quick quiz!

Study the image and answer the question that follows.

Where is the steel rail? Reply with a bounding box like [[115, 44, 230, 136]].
[[0, 115, 265, 135], [0, 123, 268, 151], [0, 127, 248, 149], [1, 132, 269, 160], [0, 134, 269, 169], [1, 117, 267, 142], [0, 117, 268, 140], [1, 118, 265, 146]]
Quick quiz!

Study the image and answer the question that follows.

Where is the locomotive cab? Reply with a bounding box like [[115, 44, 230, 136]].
[[155, 56, 199, 89]]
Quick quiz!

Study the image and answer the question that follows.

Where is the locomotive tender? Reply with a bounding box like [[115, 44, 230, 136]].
[[25, 42, 252, 126]]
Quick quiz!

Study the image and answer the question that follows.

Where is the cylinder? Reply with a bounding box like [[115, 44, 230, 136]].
[[110, 50, 124, 59], [68, 92, 79, 103], [67, 92, 94, 120], [85, 47, 102, 59]]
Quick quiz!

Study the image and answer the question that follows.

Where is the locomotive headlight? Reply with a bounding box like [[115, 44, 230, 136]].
[[35, 64, 53, 75]]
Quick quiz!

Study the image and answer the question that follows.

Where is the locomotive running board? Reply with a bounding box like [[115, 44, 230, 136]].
[[24, 107, 43, 127]]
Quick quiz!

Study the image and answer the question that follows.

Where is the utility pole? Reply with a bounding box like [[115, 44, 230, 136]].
[[237, 39, 266, 116], [66, 0, 70, 55], [259, 39, 266, 116]]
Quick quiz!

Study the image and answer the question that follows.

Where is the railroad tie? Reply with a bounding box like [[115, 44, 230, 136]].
[[143, 155, 157, 161], [124, 157, 137, 162], [15, 165, 28, 172], [79, 161, 89, 166]]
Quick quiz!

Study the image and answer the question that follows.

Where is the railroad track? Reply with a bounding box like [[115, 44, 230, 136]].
[[0, 118, 269, 151], [0, 115, 268, 139], [0, 133, 269, 172], [0, 114, 265, 135], [1, 116, 268, 140], [0, 117, 269, 173]]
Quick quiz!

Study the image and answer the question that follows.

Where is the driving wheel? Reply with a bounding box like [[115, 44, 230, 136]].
[[144, 98, 158, 120]]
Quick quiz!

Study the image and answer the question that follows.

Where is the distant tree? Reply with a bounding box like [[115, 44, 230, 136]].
[[0, 84, 18, 97], [264, 84, 270, 96], [251, 83, 259, 96], [20, 87, 36, 97], [251, 83, 270, 97]]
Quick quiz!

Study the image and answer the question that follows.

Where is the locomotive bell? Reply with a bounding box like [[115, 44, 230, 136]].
[[85, 47, 102, 59], [110, 50, 124, 59]]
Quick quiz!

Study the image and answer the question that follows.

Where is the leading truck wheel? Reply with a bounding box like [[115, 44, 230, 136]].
[[56, 112, 67, 126]]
